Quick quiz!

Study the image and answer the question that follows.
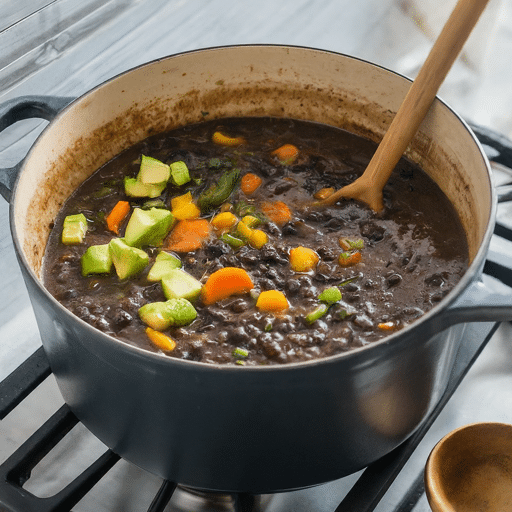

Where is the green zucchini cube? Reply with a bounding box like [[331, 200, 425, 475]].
[[162, 269, 202, 302], [81, 244, 112, 276], [124, 207, 175, 248], [124, 177, 166, 198], [137, 155, 170, 185], [109, 238, 149, 280], [170, 161, 191, 186], [147, 252, 182, 282], [62, 213, 88, 244]]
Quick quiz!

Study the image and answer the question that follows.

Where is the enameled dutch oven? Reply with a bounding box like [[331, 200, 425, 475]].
[[1, 45, 512, 493]]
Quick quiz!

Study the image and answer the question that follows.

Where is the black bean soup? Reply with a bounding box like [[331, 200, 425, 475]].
[[43, 117, 468, 365]]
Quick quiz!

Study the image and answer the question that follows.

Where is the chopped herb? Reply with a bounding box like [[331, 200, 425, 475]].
[[208, 157, 222, 169], [264, 322, 273, 332], [318, 286, 342, 305], [220, 233, 245, 249], [234, 200, 257, 217], [305, 304, 329, 324], [197, 168, 240, 212], [339, 237, 365, 251], [339, 275, 360, 287], [233, 347, 249, 358]]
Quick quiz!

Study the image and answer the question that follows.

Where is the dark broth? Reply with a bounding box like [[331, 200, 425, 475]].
[[43, 117, 468, 365]]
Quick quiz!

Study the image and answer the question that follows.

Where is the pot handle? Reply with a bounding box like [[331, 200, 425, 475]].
[[0, 95, 74, 202], [436, 278, 512, 331]]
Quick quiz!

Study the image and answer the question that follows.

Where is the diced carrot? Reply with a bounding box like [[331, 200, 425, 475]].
[[171, 192, 194, 210], [146, 327, 176, 351], [211, 212, 238, 230], [338, 251, 362, 267], [165, 219, 211, 253], [202, 267, 254, 305], [173, 203, 201, 220], [261, 201, 292, 225], [271, 144, 299, 165], [240, 173, 262, 195], [377, 321, 397, 331], [256, 290, 289, 312], [212, 131, 245, 146], [171, 192, 201, 220], [289, 246, 319, 272], [314, 187, 335, 200], [105, 200, 130, 235], [249, 229, 268, 249], [236, 220, 253, 240]]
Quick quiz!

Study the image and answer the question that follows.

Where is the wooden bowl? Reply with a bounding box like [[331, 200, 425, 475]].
[[425, 422, 512, 512]]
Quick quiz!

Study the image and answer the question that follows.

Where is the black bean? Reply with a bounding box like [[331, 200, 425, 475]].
[[345, 293, 361, 304], [324, 217, 344, 231], [402, 307, 424, 318], [282, 222, 298, 236], [265, 268, 280, 280], [387, 274, 403, 287], [313, 273, 329, 283], [364, 279, 377, 289], [230, 298, 250, 313], [285, 279, 301, 295], [286, 332, 309, 347], [266, 222, 281, 236], [111, 309, 132, 332], [261, 245, 287, 265], [143, 283, 165, 302], [425, 273, 444, 287], [259, 278, 275, 291], [205, 243, 230, 259], [352, 314, 374, 330], [238, 250, 259, 266], [272, 180, 295, 195], [228, 326, 251, 345], [359, 221, 386, 242], [317, 247, 336, 261], [217, 331, 229, 344]]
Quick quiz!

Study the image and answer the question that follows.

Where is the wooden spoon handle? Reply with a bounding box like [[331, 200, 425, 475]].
[[323, 0, 490, 211]]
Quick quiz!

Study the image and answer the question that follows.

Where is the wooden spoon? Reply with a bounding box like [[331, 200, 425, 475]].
[[318, 0, 490, 212]]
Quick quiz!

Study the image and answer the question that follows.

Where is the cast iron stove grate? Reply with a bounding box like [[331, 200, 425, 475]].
[[0, 125, 511, 512]]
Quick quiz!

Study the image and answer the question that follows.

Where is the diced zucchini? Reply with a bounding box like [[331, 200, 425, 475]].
[[318, 286, 342, 305], [305, 304, 329, 324], [139, 302, 172, 331], [81, 244, 112, 276], [109, 238, 149, 280], [147, 252, 182, 282], [219, 233, 245, 249], [170, 161, 191, 186], [161, 268, 202, 301], [124, 208, 175, 247], [62, 214, 87, 244], [137, 155, 170, 185], [139, 298, 197, 330], [124, 177, 166, 198]]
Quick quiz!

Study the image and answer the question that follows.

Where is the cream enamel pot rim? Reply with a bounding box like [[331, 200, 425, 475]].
[[1, 45, 512, 493]]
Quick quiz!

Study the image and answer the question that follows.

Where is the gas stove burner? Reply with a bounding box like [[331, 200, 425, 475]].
[[165, 486, 270, 512]]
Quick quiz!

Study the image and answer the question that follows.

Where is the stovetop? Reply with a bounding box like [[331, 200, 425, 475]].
[[1, 1, 512, 511]]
